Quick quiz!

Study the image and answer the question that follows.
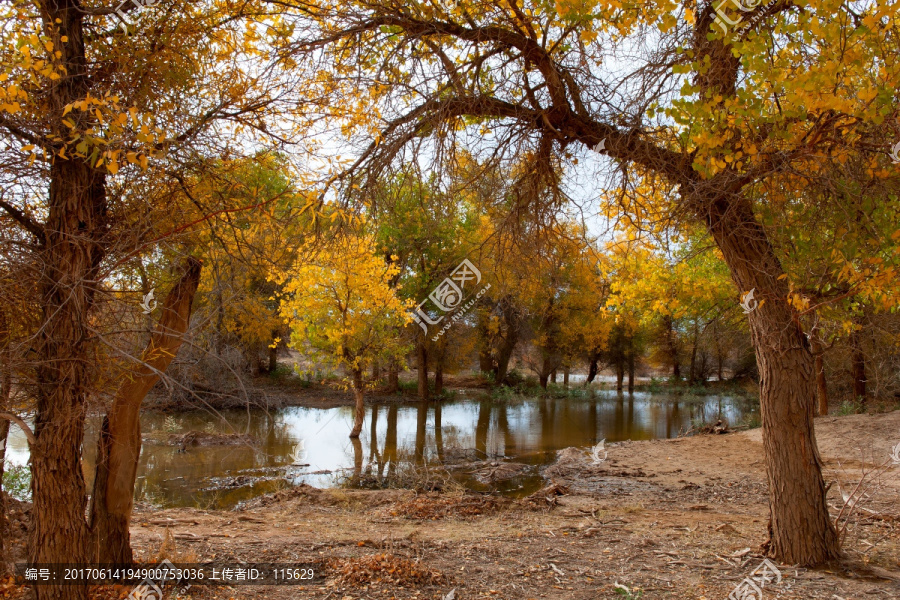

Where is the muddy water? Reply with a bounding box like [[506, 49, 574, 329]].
[[4, 390, 755, 509]]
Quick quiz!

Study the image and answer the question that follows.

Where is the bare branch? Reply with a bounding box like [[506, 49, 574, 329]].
[[0, 412, 36, 446]]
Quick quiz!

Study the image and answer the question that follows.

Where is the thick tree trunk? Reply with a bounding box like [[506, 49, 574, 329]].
[[416, 341, 429, 400], [563, 368, 569, 388], [350, 368, 365, 438], [89, 259, 202, 564], [30, 7, 109, 597], [706, 194, 839, 565], [32, 161, 107, 600], [539, 373, 549, 389], [550, 369, 557, 384]]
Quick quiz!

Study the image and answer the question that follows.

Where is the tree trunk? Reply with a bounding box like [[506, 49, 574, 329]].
[[849, 325, 866, 404], [586, 355, 599, 384], [627, 348, 635, 394], [32, 162, 107, 600], [615, 359, 624, 392], [714, 322, 725, 381], [688, 321, 699, 384], [434, 403, 444, 462], [371, 360, 381, 382], [706, 194, 839, 565], [29, 7, 111, 596], [563, 368, 569, 388], [492, 298, 520, 385], [478, 346, 493, 374], [435, 362, 444, 396], [350, 436, 363, 483], [386, 361, 399, 393], [539, 373, 549, 389], [350, 368, 365, 438], [550, 369, 557, 384], [810, 334, 828, 416], [89, 258, 202, 564], [268, 339, 278, 373], [414, 402, 427, 462], [416, 340, 429, 400], [663, 315, 681, 380]]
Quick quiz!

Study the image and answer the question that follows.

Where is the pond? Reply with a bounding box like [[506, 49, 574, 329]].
[[4, 390, 756, 509]]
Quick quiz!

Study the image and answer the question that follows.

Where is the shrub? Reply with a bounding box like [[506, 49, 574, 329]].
[[2, 461, 31, 501]]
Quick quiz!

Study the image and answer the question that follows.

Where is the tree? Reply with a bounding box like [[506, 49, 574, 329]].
[[0, 1, 304, 593], [370, 168, 483, 398], [88, 258, 202, 563], [280, 0, 900, 564], [278, 234, 413, 437]]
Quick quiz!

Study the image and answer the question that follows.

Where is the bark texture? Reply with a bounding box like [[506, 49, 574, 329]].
[[350, 368, 365, 438], [705, 194, 840, 565], [416, 341, 429, 400], [89, 258, 202, 563], [29, 5, 107, 597]]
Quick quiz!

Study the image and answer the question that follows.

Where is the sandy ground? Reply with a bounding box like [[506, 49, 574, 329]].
[[73, 409, 898, 600]]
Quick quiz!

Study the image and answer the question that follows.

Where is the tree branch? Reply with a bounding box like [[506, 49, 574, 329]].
[[0, 198, 46, 244], [0, 412, 36, 446]]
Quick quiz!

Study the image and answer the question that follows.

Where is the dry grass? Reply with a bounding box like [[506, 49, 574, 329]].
[[323, 553, 447, 587]]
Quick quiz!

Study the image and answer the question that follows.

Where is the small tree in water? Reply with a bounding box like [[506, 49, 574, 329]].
[[278, 234, 413, 437]]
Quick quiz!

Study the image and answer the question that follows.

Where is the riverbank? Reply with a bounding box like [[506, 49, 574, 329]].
[[141, 371, 760, 413], [105, 410, 900, 599]]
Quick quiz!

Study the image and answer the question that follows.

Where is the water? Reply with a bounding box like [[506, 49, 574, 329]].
[[3, 390, 755, 508]]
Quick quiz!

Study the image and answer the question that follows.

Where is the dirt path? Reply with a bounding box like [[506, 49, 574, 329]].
[[116, 411, 900, 600]]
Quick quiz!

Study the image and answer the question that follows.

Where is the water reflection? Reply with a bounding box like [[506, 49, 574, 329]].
[[3, 391, 755, 508]]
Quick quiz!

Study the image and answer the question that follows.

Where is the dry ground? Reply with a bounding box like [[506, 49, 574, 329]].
[[112, 410, 900, 600]]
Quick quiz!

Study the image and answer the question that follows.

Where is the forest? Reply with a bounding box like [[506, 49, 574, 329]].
[[0, 0, 899, 599]]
